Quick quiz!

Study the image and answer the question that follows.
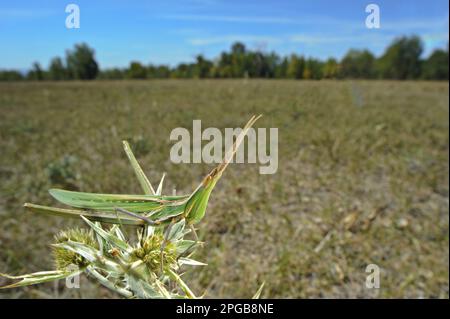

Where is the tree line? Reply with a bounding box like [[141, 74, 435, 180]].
[[0, 35, 448, 81]]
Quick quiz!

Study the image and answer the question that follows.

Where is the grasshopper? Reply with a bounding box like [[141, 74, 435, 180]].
[[24, 115, 262, 234]]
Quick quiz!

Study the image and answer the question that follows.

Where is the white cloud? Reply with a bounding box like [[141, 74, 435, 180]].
[[0, 9, 56, 19], [289, 35, 356, 44], [186, 33, 394, 48], [163, 14, 303, 25], [188, 35, 283, 46], [380, 17, 449, 32]]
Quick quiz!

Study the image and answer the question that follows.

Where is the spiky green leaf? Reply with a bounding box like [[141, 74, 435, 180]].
[[81, 216, 130, 251], [123, 140, 155, 195], [0, 270, 80, 289]]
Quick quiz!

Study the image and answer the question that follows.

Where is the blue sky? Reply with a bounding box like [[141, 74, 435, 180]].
[[0, 0, 448, 70]]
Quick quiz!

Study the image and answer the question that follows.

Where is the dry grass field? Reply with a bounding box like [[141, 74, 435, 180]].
[[0, 80, 448, 298]]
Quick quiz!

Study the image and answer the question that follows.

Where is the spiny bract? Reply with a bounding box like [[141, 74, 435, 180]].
[[53, 228, 97, 270]]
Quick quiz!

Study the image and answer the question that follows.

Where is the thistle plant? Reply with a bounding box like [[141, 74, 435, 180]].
[[0, 115, 263, 298]]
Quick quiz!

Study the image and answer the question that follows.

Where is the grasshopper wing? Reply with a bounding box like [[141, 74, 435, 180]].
[[49, 189, 167, 213], [24, 203, 144, 225]]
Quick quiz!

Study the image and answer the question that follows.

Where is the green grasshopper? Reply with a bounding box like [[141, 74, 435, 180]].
[[24, 115, 262, 235]]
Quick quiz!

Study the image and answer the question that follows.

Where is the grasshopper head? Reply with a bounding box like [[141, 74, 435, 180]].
[[184, 168, 221, 224], [184, 114, 262, 225]]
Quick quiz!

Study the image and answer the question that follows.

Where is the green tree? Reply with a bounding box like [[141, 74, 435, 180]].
[[245, 51, 272, 78], [377, 36, 423, 79], [275, 57, 288, 78], [421, 48, 449, 80], [49, 57, 67, 80], [340, 49, 375, 78], [286, 54, 305, 79], [0, 70, 24, 81], [66, 43, 99, 80], [172, 63, 194, 78], [217, 52, 233, 78], [98, 68, 125, 80], [264, 52, 280, 78], [127, 61, 147, 79], [230, 42, 246, 77], [156, 65, 171, 78], [304, 58, 323, 79], [27, 62, 44, 81], [147, 65, 171, 79], [322, 58, 339, 79], [193, 55, 212, 78]]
